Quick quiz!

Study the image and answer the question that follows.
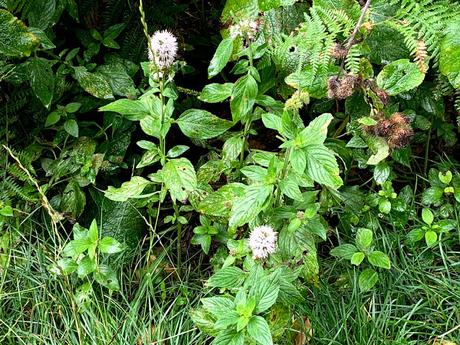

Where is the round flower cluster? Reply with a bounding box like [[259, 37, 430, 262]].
[[148, 30, 178, 70], [229, 19, 259, 41], [248, 225, 277, 260]]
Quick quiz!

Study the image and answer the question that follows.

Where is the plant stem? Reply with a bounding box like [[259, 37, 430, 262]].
[[173, 202, 182, 276], [275, 147, 292, 207]]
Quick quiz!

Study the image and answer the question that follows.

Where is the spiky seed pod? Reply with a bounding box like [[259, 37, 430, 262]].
[[374, 119, 393, 137], [389, 112, 410, 126], [388, 126, 414, 149], [327, 74, 359, 100], [376, 89, 390, 105]]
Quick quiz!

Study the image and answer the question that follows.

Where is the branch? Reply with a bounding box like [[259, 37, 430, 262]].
[[346, 0, 372, 49]]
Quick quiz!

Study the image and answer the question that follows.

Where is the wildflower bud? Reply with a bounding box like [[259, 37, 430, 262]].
[[148, 30, 178, 70], [249, 225, 277, 260]]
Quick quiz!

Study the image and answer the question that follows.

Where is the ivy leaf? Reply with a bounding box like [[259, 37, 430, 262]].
[[359, 268, 379, 292], [208, 267, 246, 289], [229, 185, 272, 228], [0, 9, 39, 57], [376, 59, 425, 95], [247, 316, 273, 345], [230, 74, 258, 122], [105, 176, 152, 202], [208, 37, 233, 78], [177, 109, 234, 139], [162, 158, 197, 202], [198, 83, 233, 103], [28, 57, 54, 109]]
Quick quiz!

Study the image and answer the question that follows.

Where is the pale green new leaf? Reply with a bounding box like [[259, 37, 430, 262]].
[[199, 83, 233, 103], [105, 176, 152, 202], [247, 316, 273, 345]]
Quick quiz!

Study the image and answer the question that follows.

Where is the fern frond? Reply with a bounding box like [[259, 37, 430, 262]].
[[346, 44, 361, 75]]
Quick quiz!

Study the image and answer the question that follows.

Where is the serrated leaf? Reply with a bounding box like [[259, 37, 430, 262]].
[[28, 57, 54, 109], [73, 66, 114, 100], [99, 237, 123, 254], [356, 228, 373, 251], [208, 266, 246, 288], [162, 158, 197, 202], [376, 59, 425, 95], [177, 109, 233, 139], [198, 183, 246, 218], [64, 119, 79, 137], [208, 38, 233, 78], [201, 297, 235, 317], [99, 99, 150, 121], [105, 176, 151, 202], [330, 243, 358, 260], [229, 185, 272, 228], [247, 316, 273, 345], [0, 9, 39, 57], [77, 256, 96, 277], [230, 74, 258, 122], [359, 268, 379, 292], [304, 145, 343, 189], [368, 251, 391, 269], [199, 83, 233, 103], [351, 252, 365, 266]]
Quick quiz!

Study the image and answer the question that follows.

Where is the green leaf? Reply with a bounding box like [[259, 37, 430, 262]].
[[230, 74, 258, 122], [93, 265, 120, 291], [367, 251, 391, 269], [359, 268, 379, 292], [290, 149, 306, 175], [351, 252, 365, 266], [229, 185, 272, 228], [99, 99, 150, 121], [88, 220, 98, 243], [223, 136, 244, 162], [259, 0, 296, 11], [425, 230, 437, 247], [376, 59, 425, 95], [162, 158, 197, 202], [201, 297, 235, 317], [0, 9, 39, 57], [62, 238, 91, 258], [45, 111, 61, 127], [208, 267, 246, 288], [438, 171, 452, 185], [97, 62, 137, 97], [191, 233, 212, 254], [304, 145, 343, 189], [421, 208, 434, 226], [367, 137, 389, 165], [55, 258, 78, 275], [330, 244, 358, 260], [378, 199, 391, 214], [167, 145, 189, 158], [279, 178, 303, 201], [198, 83, 233, 103], [26, 0, 56, 30], [208, 38, 233, 78], [60, 180, 86, 218], [177, 109, 234, 139], [198, 183, 246, 218], [77, 256, 97, 278], [374, 163, 390, 184], [251, 273, 280, 313], [64, 119, 79, 137], [247, 316, 273, 345], [73, 66, 114, 100], [298, 113, 333, 147], [28, 57, 54, 109], [212, 330, 245, 345], [440, 22, 460, 89], [65, 102, 81, 113], [406, 228, 425, 243], [99, 237, 123, 254], [356, 228, 373, 251], [105, 176, 152, 202]]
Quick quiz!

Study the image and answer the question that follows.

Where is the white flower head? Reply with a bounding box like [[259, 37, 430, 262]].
[[249, 225, 277, 260], [229, 18, 260, 41], [148, 30, 178, 70]]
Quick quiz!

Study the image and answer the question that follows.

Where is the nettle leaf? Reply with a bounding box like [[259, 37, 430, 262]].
[[230, 74, 258, 122], [73, 66, 114, 100], [162, 158, 197, 202], [359, 268, 379, 292], [105, 176, 152, 202], [229, 184, 272, 228], [0, 9, 39, 57], [208, 266, 246, 288], [199, 83, 233, 103], [304, 145, 343, 189], [440, 22, 460, 89], [247, 316, 273, 345], [177, 109, 234, 139], [208, 37, 233, 78], [376, 59, 425, 95]]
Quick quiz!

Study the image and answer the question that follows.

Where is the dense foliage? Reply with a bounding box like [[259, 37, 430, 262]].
[[1, 0, 460, 344]]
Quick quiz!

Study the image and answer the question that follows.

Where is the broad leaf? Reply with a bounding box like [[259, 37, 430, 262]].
[[105, 176, 152, 202], [247, 316, 273, 345], [376, 59, 425, 95], [162, 158, 197, 202], [230, 74, 258, 122], [359, 268, 379, 292], [304, 145, 343, 189], [73, 66, 114, 100], [199, 83, 233, 103], [330, 244, 358, 260], [208, 266, 246, 288], [0, 9, 39, 57], [367, 251, 391, 269], [229, 184, 272, 228], [27, 57, 54, 109], [177, 109, 234, 139], [440, 22, 460, 89], [208, 38, 233, 78], [99, 99, 151, 121], [198, 183, 246, 218]]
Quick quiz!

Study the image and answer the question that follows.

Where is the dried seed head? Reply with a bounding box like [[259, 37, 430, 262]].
[[374, 119, 393, 137], [388, 126, 414, 149], [389, 112, 410, 126], [331, 43, 348, 60], [328, 74, 360, 100]]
